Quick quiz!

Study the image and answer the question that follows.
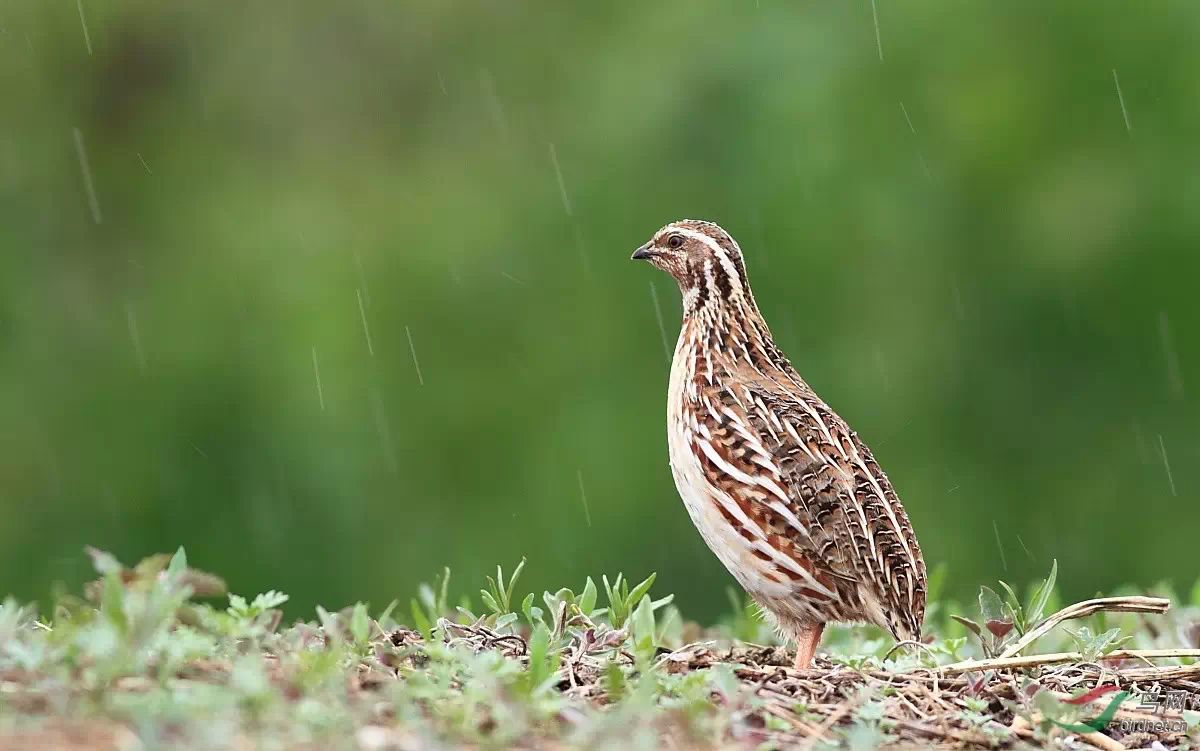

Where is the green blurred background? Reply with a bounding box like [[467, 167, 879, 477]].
[[2, 2, 1197, 622]]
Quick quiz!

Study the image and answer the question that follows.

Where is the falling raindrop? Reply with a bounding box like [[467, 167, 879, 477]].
[[1158, 311, 1184, 398], [1157, 434, 1177, 496], [549, 143, 573, 217], [899, 101, 916, 134], [354, 251, 371, 307], [576, 469, 592, 527], [356, 288, 374, 356], [992, 519, 1008, 571], [76, 0, 93, 55], [897, 101, 931, 180], [1112, 68, 1133, 135], [870, 0, 884, 61], [311, 346, 325, 411], [873, 346, 891, 392], [1016, 534, 1035, 562], [649, 282, 671, 361], [370, 389, 398, 474], [405, 326, 425, 386], [137, 153, 153, 175], [72, 128, 102, 224], [478, 69, 509, 139]]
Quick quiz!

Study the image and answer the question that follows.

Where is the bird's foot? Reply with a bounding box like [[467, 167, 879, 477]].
[[792, 622, 825, 670]]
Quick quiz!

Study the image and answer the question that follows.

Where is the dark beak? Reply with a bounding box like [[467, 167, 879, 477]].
[[631, 242, 654, 261]]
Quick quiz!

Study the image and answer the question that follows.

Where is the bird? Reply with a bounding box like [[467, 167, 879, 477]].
[[631, 219, 926, 670]]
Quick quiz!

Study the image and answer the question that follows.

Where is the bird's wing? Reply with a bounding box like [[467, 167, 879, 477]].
[[706, 366, 926, 637]]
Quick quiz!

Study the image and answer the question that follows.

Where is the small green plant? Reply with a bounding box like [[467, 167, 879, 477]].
[[410, 566, 452, 639], [228, 590, 289, 620], [601, 572, 672, 630], [481, 558, 526, 619], [842, 688, 895, 750], [516, 622, 560, 697], [951, 560, 1058, 657], [521, 577, 601, 632], [0, 548, 1192, 751], [1064, 625, 1130, 661]]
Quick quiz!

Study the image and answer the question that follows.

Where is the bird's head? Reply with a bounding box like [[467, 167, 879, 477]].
[[632, 219, 753, 313]]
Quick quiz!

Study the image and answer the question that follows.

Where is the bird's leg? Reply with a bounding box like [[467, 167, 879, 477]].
[[792, 623, 825, 670]]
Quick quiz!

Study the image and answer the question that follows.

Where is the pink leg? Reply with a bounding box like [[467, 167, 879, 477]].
[[792, 623, 825, 670]]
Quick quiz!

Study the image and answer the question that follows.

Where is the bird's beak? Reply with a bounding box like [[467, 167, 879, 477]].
[[631, 242, 654, 261]]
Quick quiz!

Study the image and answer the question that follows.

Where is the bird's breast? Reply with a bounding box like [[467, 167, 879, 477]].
[[665, 340, 792, 600]]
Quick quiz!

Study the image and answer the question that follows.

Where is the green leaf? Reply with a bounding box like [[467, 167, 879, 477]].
[[632, 593, 656, 648], [655, 605, 680, 645], [1033, 689, 1067, 721], [228, 594, 249, 616], [649, 594, 674, 611], [350, 603, 370, 646], [544, 588, 573, 615], [506, 558, 527, 604], [480, 590, 500, 615], [1027, 560, 1058, 625], [436, 568, 451, 613], [251, 590, 289, 612], [85, 547, 123, 576], [978, 586, 1006, 624], [376, 599, 399, 628], [602, 574, 627, 627], [997, 580, 1019, 609], [101, 573, 127, 634], [627, 573, 657, 611], [603, 659, 626, 701], [168, 547, 188, 578], [1065, 625, 1127, 661], [950, 615, 983, 638], [410, 599, 432, 640], [996, 580, 1025, 632], [316, 606, 341, 646], [483, 576, 500, 611], [418, 583, 437, 613], [602, 574, 620, 608], [1089, 627, 1125, 657], [580, 577, 598, 615], [520, 622, 558, 696]]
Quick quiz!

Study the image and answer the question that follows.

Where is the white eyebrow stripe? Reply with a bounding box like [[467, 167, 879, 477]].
[[667, 227, 725, 254], [665, 226, 746, 295]]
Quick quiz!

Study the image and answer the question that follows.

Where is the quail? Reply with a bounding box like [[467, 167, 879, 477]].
[[632, 219, 926, 669]]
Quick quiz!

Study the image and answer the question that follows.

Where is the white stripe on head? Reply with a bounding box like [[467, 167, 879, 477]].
[[662, 226, 745, 295], [663, 226, 724, 254]]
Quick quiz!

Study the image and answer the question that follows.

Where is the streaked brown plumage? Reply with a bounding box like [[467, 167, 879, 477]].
[[632, 219, 926, 669]]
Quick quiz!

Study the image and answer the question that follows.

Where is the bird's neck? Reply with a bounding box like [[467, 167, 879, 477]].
[[680, 284, 790, 377]]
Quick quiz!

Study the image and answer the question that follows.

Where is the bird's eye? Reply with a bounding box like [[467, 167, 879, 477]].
[[667, 234, 684, 249]]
